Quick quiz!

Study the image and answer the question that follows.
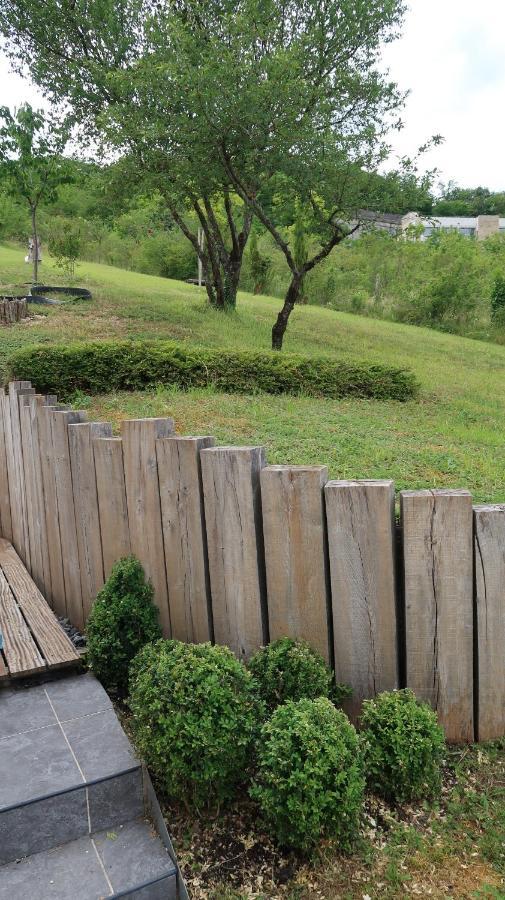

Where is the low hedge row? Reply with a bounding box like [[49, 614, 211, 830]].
[[7, 339, 419, 401]]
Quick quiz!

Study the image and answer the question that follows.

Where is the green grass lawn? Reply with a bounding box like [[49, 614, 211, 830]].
[[2, 241, 505, 502]]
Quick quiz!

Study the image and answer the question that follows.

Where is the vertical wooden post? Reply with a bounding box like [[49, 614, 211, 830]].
[[19, 394, 56, 595], [0, 388, 13, 542], [156, 435, 215, 644], [401, 489, 474, 743], [121, 418, 175, 636], [69, 421, 113, 621], [474, 505, 505, 741], [6, 382, 35, 567], [325, 479, 398, 720], [260, 465, 331, 663], [93, 437, 131, 579], [201, 446, 268, 661], [37, 404, 68, 614], [51, 408, 88, 629]]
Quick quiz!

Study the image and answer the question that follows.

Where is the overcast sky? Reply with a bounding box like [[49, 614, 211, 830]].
[[1, 0, 504, 191]]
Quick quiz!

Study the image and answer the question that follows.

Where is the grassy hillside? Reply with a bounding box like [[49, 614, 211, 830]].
[[2, 242, 505, 502]]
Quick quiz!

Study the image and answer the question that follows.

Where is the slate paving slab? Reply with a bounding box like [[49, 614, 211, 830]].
[[0, 672, 182, 898]]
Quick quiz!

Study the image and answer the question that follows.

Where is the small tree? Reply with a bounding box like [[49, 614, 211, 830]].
[[0, 104, 72, 282]]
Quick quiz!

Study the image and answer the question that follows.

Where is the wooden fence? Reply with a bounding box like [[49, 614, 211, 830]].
[[0, 380, 504, 744]]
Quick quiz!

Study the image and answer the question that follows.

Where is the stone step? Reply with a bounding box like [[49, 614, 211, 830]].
[[0, 817, 178, 899], [0, 674, 142, 864]]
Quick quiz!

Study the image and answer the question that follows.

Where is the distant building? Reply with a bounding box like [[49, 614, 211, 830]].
[[352, 212, 505, 241]]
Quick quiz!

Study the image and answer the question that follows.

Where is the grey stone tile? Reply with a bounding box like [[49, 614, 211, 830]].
[[62, 708, 137, 780], [0, 724, 82, 809], [94, 819, 176, 894], [0, 787, 88, 866], [112, 872, 178, 899], [89, 768, 143, 833], [0, 685, 55, 739], [45, 673, 112, 722], [0, 834, 110, 900]]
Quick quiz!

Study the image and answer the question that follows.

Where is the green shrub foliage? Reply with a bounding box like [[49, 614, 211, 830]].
[[251, 697, 365, 851], [360, 689, 445, 803], [248, 637, 347, 713], [8, 339, 418, 401], [129, 640, 261, 809], [85, 556, 161, 695]]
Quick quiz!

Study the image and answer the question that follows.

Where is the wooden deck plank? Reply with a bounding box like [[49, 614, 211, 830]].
[[0, 652, 9, 680], [0, 567, 45, 676], [0, 539, 79, 669]]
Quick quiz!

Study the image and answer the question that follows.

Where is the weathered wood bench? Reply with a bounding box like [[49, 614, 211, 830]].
[[0, 539, 80, 681]]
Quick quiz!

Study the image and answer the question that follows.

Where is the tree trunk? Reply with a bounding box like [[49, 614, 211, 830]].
[[271, 272, 303, 350], [222, 254, 243, 310], [30, 204, 38, 284]]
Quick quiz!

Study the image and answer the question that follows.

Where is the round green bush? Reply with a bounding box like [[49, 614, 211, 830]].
[[85, 555, 161, 695], [129, 640, 261, 809], [360, 689, 446, 803], [251, 697, 365, 851], [248, 637, 335, 713]]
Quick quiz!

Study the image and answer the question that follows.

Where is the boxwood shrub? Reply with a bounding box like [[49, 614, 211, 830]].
[[129, 640, 261, 809], [251, 697, 364, 851], [85, 556, 161, 696], [360, 689, 446, 803], [248, 637, 349, 713], [7, 339, 418, 401]]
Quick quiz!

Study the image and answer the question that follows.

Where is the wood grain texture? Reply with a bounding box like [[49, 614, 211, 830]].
[[325, 479, 398, 721], [7, 382, 35, 567], [0, 567, 45, 676], [36, 404, 68, 614], [69, 421, 113, 620], [474, 505, 505, 741], [261, 465, 331, 662], [156, 436, 215, 643], [401, 489, 474, 743], [201, 446, 268, 660], [121, 418, 175, 636], [19, 394, 56, 596], [93, 437, 131, 579], [0, 539, 79, 668], [51, 408, 88, 628], [0, 388, 12, 542]]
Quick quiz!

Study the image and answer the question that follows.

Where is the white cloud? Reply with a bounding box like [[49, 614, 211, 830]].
[[0, 58, 46, 109], [381, 0, 505, 190]]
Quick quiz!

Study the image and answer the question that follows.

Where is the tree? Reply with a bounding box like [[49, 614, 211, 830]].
[[0, 0, 431, 339], [0, 104, 72, 282]]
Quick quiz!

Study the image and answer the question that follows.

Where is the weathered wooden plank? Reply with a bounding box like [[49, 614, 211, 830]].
[[0, 567, 45, 676], [37, 404, 69, 614], [401, 489, 474, 743], [0, 653, 8, 680], [93, 437, 131, 580], [0, 388, 13, 542], [24, 394, 57, 598], [325, 479, 398, 720], [51, 408, 88, 628], [7, 382, 35, 567], [474, 505, 505, 741], [0, 539, 79, 668], [156, 436, 215, 644], [201, 446, 268, 661], [69, 421, 113, 620], [261, 465, 331, 663], [121, 418, 175, 636], [19, 394, 57, 595]]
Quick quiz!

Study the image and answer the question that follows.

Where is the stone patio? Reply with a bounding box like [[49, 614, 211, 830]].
[[0, 673, 183, 898]]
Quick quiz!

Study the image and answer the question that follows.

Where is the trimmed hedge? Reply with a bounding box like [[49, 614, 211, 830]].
[[7, 339, 419, 401], [129, 640, 261, 808], [251, 697, 364, 851]]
